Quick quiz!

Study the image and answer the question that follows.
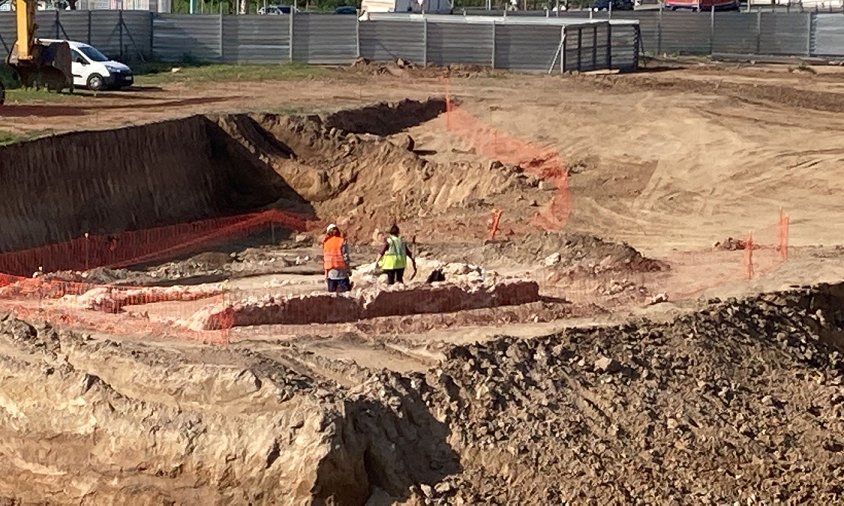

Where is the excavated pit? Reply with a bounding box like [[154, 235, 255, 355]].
[[1, 97, 536, 276], [0, 115, 310, 255], [5, 96, 789, 504]]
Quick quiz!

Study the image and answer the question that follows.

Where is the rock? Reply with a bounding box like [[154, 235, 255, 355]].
[[488, 160, 504, 171], [594, 356, 621, 374], [401, 134, 416, 152], [294, 233, 311, 244], [420, 484, 433, 497], [544, 253, 561, 267], [434, 482, 453, 494], [649, 293, 669, 305], [352, 196, 364, 206]]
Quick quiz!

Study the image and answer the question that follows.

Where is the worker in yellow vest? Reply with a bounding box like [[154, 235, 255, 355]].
[[323, 223, 351, 292], [376, 224, 417, 285]]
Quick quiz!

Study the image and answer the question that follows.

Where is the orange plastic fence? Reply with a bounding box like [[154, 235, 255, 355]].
[[489, 209, 503, 240], [444, 85, 791, 300], [444, 96, 572, 230], [0, 209, 310, 279], [0, 89, 795, 341], [0, 208, 310, 340]]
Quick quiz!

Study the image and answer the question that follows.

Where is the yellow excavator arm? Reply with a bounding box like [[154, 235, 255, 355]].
[[14, 0, 37, 62], [5, 0, 73, 93]]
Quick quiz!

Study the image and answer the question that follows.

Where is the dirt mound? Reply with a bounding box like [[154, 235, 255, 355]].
[[348, 58, 503, 79], [598, 73, 844, 114], [417, 282, 844, 503], [218, 103, 539, 242], [187, 279, 540, 330], [0, 98, 553, 274], [324, 97, 446, 137], [431, 232, 667, 275]]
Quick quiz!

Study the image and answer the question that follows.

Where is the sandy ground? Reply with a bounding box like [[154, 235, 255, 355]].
[[2, 61, 844, 503], [2, 61, 844, 372], [4, 62, 844, 255]]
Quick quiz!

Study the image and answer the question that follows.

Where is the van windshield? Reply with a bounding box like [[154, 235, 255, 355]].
[[79, 45, 109, 62]]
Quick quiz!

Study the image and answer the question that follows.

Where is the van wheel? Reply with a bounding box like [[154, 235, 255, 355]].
[[87, 74, 104, 92]]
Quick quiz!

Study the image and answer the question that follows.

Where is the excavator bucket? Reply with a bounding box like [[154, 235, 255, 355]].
[[7, 39, 73, 92]]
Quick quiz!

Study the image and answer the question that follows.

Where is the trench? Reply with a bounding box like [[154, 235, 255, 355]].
[[0, 98, 447, 276]]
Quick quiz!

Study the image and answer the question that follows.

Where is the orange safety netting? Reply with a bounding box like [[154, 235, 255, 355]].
[[0, 90, 793, 340], [444, 95, 572, 231], [0, 209, 311, 279]]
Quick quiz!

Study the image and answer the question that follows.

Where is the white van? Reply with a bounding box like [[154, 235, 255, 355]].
[[41, 39, 134, 91], [359, 0, 452, 18]]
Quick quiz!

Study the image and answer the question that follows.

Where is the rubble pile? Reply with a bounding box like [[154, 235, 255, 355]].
[[714, 237, 750, 250], [67, 284, 223, 313], [416, 282, 844, 503], [434, 231, 668, 276], [352, 259, 491, 287]]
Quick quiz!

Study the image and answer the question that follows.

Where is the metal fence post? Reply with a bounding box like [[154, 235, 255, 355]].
[[422, 17, 428, 67], [119, 10, 125, 60], [577, 26, 582, 72], [755, 9, 761, 54], [219, 9, 224, 61], [149, 12, 154, 58], [806, 12, 813, 56], [490, 22, 496, 69], [355, 17, 360, 58], [607, 22, 612, 69], [709, 6, 714, 55], [288, 9, 294, 62], [592, 25, 598, 69], [560, 26, 565, 73], [55, 10, 60, 39], [657, 6, 662, 56], [634, 24, 641, 70]]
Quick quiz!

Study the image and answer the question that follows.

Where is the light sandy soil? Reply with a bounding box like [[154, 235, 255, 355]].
[[3, 62, 844, 366], [2, 61, 844, 376], [5, 62, 844, 254], [1, 61, 844, 503]]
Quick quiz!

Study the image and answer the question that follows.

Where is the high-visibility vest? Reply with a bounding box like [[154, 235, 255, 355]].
[[323, 236, 347, 271], [381, 235, 407, 270]]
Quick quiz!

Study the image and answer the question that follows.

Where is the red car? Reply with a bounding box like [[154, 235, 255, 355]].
[[663, 0, 740, 10]]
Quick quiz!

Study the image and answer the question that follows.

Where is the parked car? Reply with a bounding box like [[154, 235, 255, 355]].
[[258, 4, 297, 14], [592, 0, 633, 10], [663, 0, 739, 10], [41, 39, 133, 91], [335, 5, 357, 13]]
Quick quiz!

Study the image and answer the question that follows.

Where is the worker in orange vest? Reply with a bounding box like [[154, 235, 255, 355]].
[[322, 223, 351, 293]]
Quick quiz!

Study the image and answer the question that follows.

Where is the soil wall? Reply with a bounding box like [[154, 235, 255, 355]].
[[0, 116, 304, 255]]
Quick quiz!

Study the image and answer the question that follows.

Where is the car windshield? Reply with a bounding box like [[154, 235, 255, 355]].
[[79, 45, 109, 62]]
